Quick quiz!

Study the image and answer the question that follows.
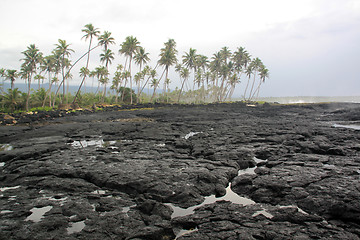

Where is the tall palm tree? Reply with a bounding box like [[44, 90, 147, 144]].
[[182, 48, 197, 90], [98, 31, 115, 51], [5, 70, 17, 90], [100, 49, 114, 100], [73, 24, 100, 104], [158, 39, 178, 101], [251, 66, 269, 100], [134, 47, 150, 73], [134, 47, 150, 102], [21, 44, 43, 111], [55, 39, 74, 103], [247, 57, 263, 101], [119, 36, 140, 104], [177, 66, 190, 103], [219, 46, 231, 64]]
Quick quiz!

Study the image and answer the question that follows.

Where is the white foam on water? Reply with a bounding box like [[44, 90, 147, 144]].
[[25, 206, 53, 222]]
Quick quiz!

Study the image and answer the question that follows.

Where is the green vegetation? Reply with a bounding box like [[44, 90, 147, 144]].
[[0, 23, 269, 113]]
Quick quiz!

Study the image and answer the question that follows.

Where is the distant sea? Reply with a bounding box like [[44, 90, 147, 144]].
[[256, 96, 360, 104], [2, 82, 360, 104]]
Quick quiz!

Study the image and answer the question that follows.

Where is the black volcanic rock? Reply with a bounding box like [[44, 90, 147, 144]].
[[0, 102, 359, 239]]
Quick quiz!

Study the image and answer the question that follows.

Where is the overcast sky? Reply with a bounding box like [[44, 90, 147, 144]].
[[1, 0, 359, 97]]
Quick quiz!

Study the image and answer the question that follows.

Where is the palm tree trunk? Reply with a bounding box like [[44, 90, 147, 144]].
[[177, 77, 185, 103], [248, 73, 257, 101], [243, 76, 251, 101]]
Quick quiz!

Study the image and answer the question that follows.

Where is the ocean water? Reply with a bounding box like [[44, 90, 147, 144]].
[[256, 96, 360, 104]]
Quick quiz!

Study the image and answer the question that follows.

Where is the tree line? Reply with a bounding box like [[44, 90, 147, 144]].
[[0, 23, 269, 112]]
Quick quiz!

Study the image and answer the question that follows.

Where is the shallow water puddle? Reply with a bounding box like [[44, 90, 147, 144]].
[[175, 227, 198, 239], [1, 210, 13, 214], [70, 139, 117, 149], [184, 132, 202, 140], [0, 186, 20, 192], [0, 144, 13, 151], [166, 183, 255, 218], [166, 157, 266, 218], [67, 220, 86, 234], [252, 209, 274, 219], [332, 123, 360, 130], [25, 206, 53, 222]]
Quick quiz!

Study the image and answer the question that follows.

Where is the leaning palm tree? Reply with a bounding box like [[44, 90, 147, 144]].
[[247, 57, 263, 101], [73, 24, 100, 104], [177, 66, 190, 103], [251, 66, 269, 100], [119, 36, 140, 104], [54, 39, 74, 103]]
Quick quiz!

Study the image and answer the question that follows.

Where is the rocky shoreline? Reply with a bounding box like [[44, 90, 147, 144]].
[[1, 102, 359, 239]]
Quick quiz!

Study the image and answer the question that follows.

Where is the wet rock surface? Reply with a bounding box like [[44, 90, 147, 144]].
[[0, 102, 359, 239]]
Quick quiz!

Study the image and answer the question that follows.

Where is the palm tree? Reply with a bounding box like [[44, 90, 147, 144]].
[[182, 48, 197, 90], [134, 47, 150, 72], [158, 39, 178, 101], [100, 49, 114, 100], [54, 39, 74, 103], [134, 47, 150, 102], [177, 66, 190, 102], [5, 70, 17, 90], [119, 36, 140, 104], [98, 31, 115, 51], [251, 66, 269, 100], [220, 46, 231, 64], [3, 88, 22, 111], [150, 78, 160, 102], [21, 44, 43, 111], [72, 24, 100, 104], [247, 57, 263, 101], [34, 74, 45, 89]]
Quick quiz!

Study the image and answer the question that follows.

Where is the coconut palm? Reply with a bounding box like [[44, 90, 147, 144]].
[[5, 70, 17, 90], [134, 47, 150, 102], [21, 44, 43, 111], [98, 31, 115, 51], [3, 88, 22, 111], [54, 39, 74, 103], [134, 46, 150, 72], [72, 24, 100, 104], [247, 57, 263, 101], [251, 66, 269, 100], [34, 74, 45, 89], [119, 36, 140, 104], [182, 48, 197, 90], [219, 46, 232, 64], [150, 78, 160, 102], [158, 39, 178, 100]]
